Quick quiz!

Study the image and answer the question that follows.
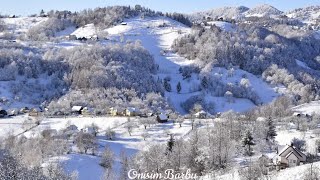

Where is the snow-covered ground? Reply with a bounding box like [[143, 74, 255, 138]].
[[0, 114, 197, 179], [3, 17, 48, 33], [207, 21, 236, 32], [276, 129, 319, 154], [292, 100, 320, 115], [71, 24, 97, 38]]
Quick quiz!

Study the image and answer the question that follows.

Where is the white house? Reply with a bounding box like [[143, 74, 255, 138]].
[[125, 107, 140, 116], [274, 144, 306, 168]]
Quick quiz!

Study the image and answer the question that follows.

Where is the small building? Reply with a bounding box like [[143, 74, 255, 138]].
[[71, 106, 83, 115], [29, 107, 42, 117], [81, 107, 93, 116], [121, 22, 127, 25], [109, 107, 124, 116], [274, 144, 307, 169], [157, 113, 168, 123], [194, 110, 208, 119], [19, 107, 29, 114], [8, 109, 19, 116], [0, 110, 7, 118], [125, 107, 139, 117]]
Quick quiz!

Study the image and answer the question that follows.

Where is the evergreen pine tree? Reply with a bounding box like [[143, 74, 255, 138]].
[[201, 76, 208, 89], [242, 130, 255, 156], [266, 117, 277, 141], [164, 79, 171, 92], [177, 82, 181, 93]]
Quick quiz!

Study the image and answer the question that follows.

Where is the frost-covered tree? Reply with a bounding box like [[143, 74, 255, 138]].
[[75, 132, 97, 154], [291, 138, 306, 152], [100, 145, 114, 170]]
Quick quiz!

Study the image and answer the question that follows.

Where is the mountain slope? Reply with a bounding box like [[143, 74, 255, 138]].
[[286, 6, 320, 24], [190, 6, 249, 21], [245, 4, 283, 17]]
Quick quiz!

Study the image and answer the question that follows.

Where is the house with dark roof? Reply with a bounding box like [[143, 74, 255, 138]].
[[274, 144, 307, 169]]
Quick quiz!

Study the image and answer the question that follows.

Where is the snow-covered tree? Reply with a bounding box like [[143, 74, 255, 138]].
[[242, 130, 255, 156]]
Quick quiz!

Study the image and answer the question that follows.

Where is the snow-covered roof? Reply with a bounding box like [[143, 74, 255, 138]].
[[72, 106, 83, 111], [194, 110, 207, 116], [127, 107, 138, 112], [278, 145, 305, 159], [158, 114, 168, 121], [257, 117, 267, 121]]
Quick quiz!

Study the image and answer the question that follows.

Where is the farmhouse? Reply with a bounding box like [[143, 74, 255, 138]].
[[29, 107, 42, 116], [19, 107, 29, 114], [274, 144, 306, 169], [194, 110, 208, 119], [81, 107, 93, 116], [8, 109, 19, 116], [71, 106, 83, 114], [109, 107, 124, 116], [125, 107, 140, 116], [157, 113, 168, 123]]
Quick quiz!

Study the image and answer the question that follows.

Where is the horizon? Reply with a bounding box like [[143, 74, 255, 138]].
[[0, 0, 319, 16]]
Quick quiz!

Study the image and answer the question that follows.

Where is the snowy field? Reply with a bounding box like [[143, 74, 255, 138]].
[[0, 114, 199, 179], [292, 100, 320, 115]]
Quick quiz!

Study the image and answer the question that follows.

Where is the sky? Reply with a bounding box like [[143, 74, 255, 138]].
[[0, 0, 319, 16]]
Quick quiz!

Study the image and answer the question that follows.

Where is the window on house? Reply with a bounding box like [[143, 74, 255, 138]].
[[293, 160, 296, 163]]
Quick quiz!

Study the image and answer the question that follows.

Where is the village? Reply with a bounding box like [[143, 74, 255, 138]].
[[1, 100, 320, 179]]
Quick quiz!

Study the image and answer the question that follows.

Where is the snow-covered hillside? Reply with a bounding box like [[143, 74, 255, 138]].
[[3, 17, 48, 33], [190, 6, 249, 21], [207, 21, 236, 32], [286, 6, 320, 24], [76, 16, 278, 114], [245, 4, 283, 17], [292, 100, 320, 115]]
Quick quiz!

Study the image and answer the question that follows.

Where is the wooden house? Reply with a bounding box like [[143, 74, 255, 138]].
[[274, 144, 306, 169]]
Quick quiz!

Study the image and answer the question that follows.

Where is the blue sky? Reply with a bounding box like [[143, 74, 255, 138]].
[[0, 0, 319, 15]]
